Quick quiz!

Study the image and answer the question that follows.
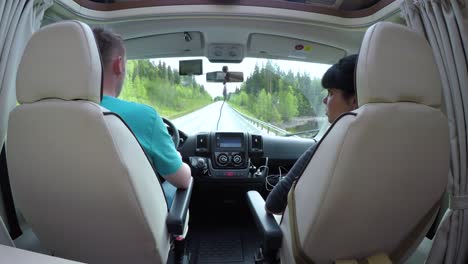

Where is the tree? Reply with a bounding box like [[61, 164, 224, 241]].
[[173, 69, 181, 84], [119, 59, 212, 118], [278, 89, 298, 121], [167, 66, 173, 82], [234, 60, 324, 124]]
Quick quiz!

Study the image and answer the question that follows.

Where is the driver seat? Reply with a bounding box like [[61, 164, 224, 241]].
[[6, 21, 188, 263]]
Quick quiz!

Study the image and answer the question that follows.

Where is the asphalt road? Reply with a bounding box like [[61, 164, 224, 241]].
[[173, 101, 265, 135]]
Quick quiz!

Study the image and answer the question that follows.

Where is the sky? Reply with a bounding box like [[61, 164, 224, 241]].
[[151, 57, 331, 98]]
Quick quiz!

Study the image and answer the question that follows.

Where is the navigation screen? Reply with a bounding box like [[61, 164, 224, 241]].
[[219, 137, 242, 148]]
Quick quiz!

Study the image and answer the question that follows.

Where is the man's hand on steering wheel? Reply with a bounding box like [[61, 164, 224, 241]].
[[162, 117, 180, 148]]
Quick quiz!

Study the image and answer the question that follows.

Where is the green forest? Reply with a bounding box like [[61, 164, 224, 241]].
[[229, 61, 326, 124], [120, 59, 212, 118]]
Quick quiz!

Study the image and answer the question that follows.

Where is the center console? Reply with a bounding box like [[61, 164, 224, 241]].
[[190, 132, 264, 179]]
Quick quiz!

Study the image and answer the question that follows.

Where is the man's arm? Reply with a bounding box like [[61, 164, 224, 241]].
[[265, 144, 317, 214], [163, 162, 192, 189], [143, 108, 193, 189]]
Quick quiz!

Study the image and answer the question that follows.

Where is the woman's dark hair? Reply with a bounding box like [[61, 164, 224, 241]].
[[321, 54, 358, 99]]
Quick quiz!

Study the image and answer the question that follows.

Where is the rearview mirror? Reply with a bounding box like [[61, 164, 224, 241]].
[[206, 71, 244, 83]]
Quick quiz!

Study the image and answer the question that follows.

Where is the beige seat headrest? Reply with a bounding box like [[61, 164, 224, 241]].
[[17, 20, 102, 104], [356, 22, 442, 108]]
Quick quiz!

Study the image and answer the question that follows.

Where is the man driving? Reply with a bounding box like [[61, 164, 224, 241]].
[[93, 27, 192, 208]]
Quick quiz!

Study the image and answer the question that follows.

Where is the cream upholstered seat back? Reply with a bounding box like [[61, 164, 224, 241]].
[[279, 22, 450, 263], [7, 21, 170, 264]]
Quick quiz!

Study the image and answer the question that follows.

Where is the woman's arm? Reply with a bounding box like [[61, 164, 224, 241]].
[[264, 144, 317, 214]]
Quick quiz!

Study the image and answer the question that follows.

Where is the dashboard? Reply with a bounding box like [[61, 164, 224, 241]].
[[178, 131, 316, 181]]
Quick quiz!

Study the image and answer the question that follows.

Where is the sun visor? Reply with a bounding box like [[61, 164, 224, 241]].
[[247, 33, 346, 64], [125, 31, 203, 59]]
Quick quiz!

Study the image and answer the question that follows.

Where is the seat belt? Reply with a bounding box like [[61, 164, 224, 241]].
[[0, 144, 22, 239], [287, 182, 442, 264]]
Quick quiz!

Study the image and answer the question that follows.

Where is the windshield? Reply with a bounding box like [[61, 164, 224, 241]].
[[120, 57, 330, 138]]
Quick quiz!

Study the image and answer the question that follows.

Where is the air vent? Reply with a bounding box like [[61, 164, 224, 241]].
[[251, 135, 263, 151], [196, 134, 209, 152]]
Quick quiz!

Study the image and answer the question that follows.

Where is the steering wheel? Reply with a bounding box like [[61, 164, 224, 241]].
[[162, 117, 180, 148]]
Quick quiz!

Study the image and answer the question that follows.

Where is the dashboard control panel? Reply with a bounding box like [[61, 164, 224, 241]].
[[192, 132, 263, 178], [213, 132, 246, 169]]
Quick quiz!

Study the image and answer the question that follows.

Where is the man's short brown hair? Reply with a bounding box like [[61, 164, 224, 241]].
[[92, 27, 125, 68]]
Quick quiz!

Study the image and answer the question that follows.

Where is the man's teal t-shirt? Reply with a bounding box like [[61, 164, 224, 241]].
[[101, 95, 182, 176]]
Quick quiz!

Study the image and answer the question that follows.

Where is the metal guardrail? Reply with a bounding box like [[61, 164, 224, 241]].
[[284, 129, 320, 137], [231, 108, 290, 136], [231, 106, 321, 138]]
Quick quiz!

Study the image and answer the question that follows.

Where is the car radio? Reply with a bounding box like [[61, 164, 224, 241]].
[[212, 132, 247, 169]]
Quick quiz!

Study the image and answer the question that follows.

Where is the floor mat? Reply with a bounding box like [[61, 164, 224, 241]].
[[187, 194, 262, 264], [197, 230, 243, 263]]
